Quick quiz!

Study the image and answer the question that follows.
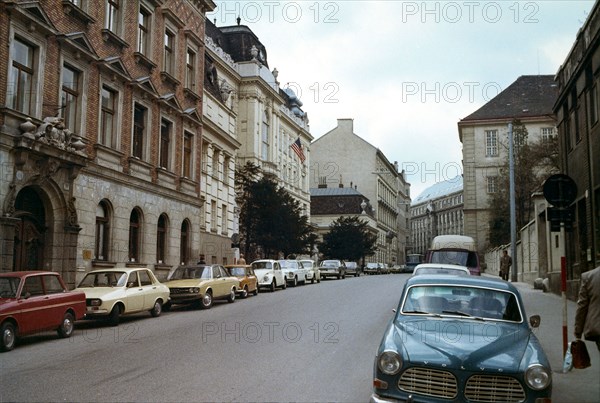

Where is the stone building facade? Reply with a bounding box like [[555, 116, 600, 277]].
[[554, 2, 600, 297], [0, 0, 218, 286], [410, 176, 464, 256], [310, 119, 411, 266]]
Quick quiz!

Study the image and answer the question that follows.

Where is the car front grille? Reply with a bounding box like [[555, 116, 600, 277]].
[[169, 288, 190, 295], [398, 367, 458, 399], [464, 375, 525, 402]]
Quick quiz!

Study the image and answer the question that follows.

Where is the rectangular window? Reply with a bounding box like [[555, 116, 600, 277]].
[[261, 124, 269, 160], [590, 84, 598, 126], [133, 104, 146, 159], [541, 127, 555, 142], [211, 200, 217, 231], [100, 86, 117, 148], [186, 49, 195, 90], [485, 130, 498, 157], [164, 30, 174, 75], [160, 119, 171, 169], [221, 204, 227, 233], [105, 0, 120, 32], [9, 38, 35, 115], [223, 155, 230, 184], [61, 65, 80, 133], [183, 131, 192, 178], [137, 7, 150, 55], [212, 148, 219, 178], [486, 176, 498, 194], [201, 142, 209, 173]]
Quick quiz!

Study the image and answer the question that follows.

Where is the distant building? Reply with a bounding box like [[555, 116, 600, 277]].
[[457, 75, 558, 263], [410, 176, 464, 255], [310, 119, 411, 266], [554, 1, 600, 297]]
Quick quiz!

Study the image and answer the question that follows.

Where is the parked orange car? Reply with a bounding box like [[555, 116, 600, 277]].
[[225, 265, 258, 298]]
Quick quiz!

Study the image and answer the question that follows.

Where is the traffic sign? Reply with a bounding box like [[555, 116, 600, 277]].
[[543, 174, 577, 208]]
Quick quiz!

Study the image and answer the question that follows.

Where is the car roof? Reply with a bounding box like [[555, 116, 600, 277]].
[[430, 235, 477, 252], [406, 274, 516, 292], [414, 263, 470, 271], [86, 267, 151, 273], [224, 265, 251, 268], [0, 271, 58, 278]]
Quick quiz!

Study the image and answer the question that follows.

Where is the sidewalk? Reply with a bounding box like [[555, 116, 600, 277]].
[[508, 279, 600, 402]]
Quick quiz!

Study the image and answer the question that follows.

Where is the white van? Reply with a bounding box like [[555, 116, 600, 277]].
[[425, 235, 481, 275]]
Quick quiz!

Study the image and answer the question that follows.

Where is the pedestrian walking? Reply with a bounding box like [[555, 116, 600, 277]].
[[574, 265, 600, 352], [238, 254, 247, 264], [499, 250, 512, 281]]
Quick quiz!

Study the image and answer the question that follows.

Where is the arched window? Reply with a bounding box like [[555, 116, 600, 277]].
[[95, 201, 110, 261], [180, 219, 191, 265], [157, 214, 168, 264], [129, 208, 142, 262]]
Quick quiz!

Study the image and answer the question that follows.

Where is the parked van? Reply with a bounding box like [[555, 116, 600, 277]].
[[425, 235, 481, 275]]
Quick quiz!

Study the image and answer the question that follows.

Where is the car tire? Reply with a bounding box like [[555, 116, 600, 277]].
[[57, 312, 75, 338], [1, 322, 17, 352], [163, 301, 172, 312], [150, 300, 162, 317], [282, 280, 287, 290], [200, 291, 213, 309], [253, 286, 259, 296], [337, 274, 341, 279], [108, 305, 121, 326], [227, 288, 236, 303], [311, 276, 315, 284], [269, 280, 276, 292], [241, 286, 248, 298], [292, 277, 297, 287]]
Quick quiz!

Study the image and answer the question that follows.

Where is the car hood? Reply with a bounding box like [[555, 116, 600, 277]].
[[253, 269, 273, 277], [392, 318, 532, 373], [75, 287, 124, 300]]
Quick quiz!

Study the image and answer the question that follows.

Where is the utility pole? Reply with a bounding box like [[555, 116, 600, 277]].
[[508, 122, 518, 282]]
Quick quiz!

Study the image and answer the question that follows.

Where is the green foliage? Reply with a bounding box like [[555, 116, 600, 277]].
[[234, 162, 313, 259], [320, 216, 377, 261]]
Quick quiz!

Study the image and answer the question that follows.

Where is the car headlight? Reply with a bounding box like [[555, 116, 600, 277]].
[[189, 287, 200, 293], [89, 298, 102, 306], [263, 275, 270, 282], [378, 351, 402, 375], [525, 364, 551, 390]]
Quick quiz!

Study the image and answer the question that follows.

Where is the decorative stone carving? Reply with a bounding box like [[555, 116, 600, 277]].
[[19, 117, 87, 156]]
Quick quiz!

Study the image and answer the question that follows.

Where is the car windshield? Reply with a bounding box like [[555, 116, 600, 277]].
[[321, 261, 337, 267], [429, 251, 469, 266], [300, 261, 313, 269], [401, 285, 522, 322], [414, 267, 469, 276], [366, 263, 378, 268], [79, 271, 127, 288], [252, 262, 272, 270], [168, 266, 211, 280], [229, 267, 246, 276], [0, 277, 20, 298], [279, 261, 297, 269]]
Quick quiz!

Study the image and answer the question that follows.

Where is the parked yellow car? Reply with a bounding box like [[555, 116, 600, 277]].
[[75, 267, 170, 326], [224, 265, 258, 298], [164, 265, 239, 309]]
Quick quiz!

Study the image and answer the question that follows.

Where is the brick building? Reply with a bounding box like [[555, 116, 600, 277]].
[[0, 0, 218, 286]]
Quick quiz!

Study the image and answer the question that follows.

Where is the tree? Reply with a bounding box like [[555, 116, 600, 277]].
[[320, 216, 377, 261], [488, 120, 560, 245], [234, 162, 312, 260]]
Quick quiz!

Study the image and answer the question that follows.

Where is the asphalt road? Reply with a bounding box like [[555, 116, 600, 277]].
[[0, 273, 405, 402]]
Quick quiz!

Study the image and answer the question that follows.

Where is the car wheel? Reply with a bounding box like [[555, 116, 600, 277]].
[[241, 286, 248, 298], [253, 285, 259, 296], [108, 305, 121, 326], [342, 274, 346, 279], [57, 312, 75, 338], [227, 288, 236, 303], [1, 322, 17, 352], [292, 277, 298, 287], [337, 274, 341, 279], [200, 291, 213, 309], [282, 280, 287, 289], [163, 301, 172, 311], [311, 276, 315, 284], [269, 280, 276, 292], [150, 300, 163, 317]]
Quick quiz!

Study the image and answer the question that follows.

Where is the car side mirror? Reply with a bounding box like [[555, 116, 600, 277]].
[[21, 292, 31, 300], [529, 315, 541, 328]]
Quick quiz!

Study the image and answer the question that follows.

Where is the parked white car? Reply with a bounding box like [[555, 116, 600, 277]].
[[279, 260, 307, 287], [412, 263, 471, 276], [251, 260, 286, 292], [299, 259, 320, 284]]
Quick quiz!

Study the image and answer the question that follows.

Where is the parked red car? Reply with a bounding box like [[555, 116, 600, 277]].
[[0, 271, 86, 352]]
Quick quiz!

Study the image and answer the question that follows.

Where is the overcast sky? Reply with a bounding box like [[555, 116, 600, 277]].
[[207, 1, 594, 198]]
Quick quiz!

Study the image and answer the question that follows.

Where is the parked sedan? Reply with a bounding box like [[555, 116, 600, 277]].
[[164, 265, 238, 309], [225, 265, 258, 298], [345, 261, 361, 277], [364, 262, 380, 275], [76, 268, 170, 325], [299, 259, 320, 284], [1, 271, 86, 352], [372, 275, 552, 403], [412, 263, 471, 276], [279, 260, 307, 286], [319, 260, 346, 279]]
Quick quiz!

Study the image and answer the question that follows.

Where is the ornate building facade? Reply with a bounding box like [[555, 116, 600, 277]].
[[0, 0, 217, 286]]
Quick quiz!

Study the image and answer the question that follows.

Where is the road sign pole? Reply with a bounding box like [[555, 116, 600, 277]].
[[561, 224, 568, 358]]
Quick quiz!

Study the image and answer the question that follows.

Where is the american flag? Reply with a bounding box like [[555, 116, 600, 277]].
[[291, 137, 305, 163]]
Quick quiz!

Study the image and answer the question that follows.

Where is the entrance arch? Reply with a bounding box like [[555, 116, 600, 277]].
[[13, 187, 47, 271]]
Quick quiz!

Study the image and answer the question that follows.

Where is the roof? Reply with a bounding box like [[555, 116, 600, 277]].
[[412, 176, 462, 204], [460, 75, 558, 122], [310, 187, 363, 197], [406, 274, 515, 292]]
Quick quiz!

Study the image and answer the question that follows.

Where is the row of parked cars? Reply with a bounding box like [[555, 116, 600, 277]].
[[0, 257, 349, 352]]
